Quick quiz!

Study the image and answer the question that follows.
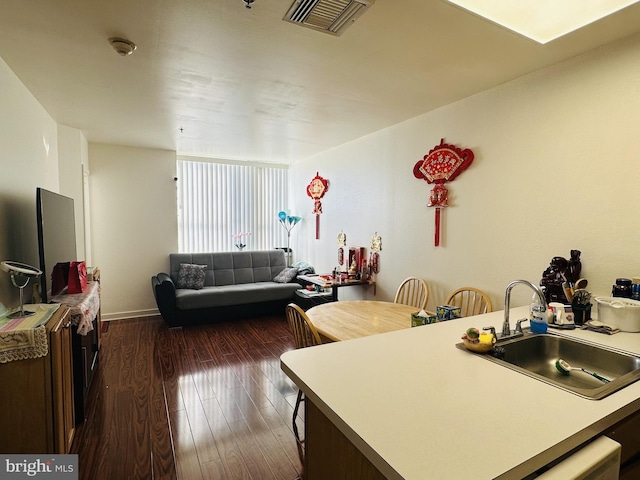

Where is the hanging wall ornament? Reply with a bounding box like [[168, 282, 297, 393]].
[[413, 139, 474, 247], [370, 232, 382, 274], [306, 172, 329, 239], [337, 231, 346, 266]]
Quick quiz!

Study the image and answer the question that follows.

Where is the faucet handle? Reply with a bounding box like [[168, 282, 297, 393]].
[[482, 326, 497, 340], [515, 318, 527, 334]]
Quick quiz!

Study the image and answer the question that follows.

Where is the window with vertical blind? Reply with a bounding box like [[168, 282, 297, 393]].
[[176, 157, 289, 253]]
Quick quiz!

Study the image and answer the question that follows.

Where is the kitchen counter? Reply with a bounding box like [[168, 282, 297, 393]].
[[280, 306, 640, 479]]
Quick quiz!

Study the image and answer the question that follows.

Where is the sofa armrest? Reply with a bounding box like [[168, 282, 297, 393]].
[[152, 273, 178, 326]]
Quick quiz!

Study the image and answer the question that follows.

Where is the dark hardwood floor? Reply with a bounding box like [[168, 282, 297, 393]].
[[71, 314, 303, 480]]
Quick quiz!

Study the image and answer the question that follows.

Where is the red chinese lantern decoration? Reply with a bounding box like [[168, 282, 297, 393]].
[[306, 172, 329, 239], [413, 139, 474, 246]]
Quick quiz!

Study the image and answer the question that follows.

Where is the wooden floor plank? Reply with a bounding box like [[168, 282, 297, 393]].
[[226, 417, 278, 479], [200, 397, 252, 479], [151, 346, 177, 480], [199, 458, 228, 480], [171, 408, 205, 480], [260, 405, 305, 470]]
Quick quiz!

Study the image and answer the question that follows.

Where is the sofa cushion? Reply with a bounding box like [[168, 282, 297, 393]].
[[176, 263, 207, 289], [175, 282, 300, 309], [273, 267, 298, 283]]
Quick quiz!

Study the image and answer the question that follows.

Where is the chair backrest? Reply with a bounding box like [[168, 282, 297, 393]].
[[446, 287, 493, 316], [286, 303, 322, 349], [394, 276, 430, 310]]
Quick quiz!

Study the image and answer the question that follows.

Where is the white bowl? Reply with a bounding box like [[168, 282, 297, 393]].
[[595, 297, 640, 332]]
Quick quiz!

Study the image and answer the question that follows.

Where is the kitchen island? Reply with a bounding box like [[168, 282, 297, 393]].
[[280, 306, 640, 479]]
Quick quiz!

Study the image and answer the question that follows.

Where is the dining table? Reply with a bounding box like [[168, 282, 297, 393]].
[[306, 300, 432, 342]]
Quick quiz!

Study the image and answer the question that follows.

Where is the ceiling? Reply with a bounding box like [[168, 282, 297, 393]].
[[2, 0, 640, 164]]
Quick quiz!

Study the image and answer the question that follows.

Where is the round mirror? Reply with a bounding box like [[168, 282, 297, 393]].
[[0, 261, 42, 277]]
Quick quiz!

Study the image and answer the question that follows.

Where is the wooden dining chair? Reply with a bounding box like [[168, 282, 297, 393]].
[[394, 276, 430, 310], [285, 303, 322, 475], [446, 287, 493, 317]]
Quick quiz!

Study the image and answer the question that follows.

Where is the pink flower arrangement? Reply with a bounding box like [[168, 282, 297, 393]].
[[232, 232, 251, 250]]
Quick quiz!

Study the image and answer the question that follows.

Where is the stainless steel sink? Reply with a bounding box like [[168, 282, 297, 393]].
[[456, 332, 640, 399]]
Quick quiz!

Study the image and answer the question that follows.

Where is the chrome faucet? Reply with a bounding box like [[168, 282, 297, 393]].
[[502, 279, 548, 339]]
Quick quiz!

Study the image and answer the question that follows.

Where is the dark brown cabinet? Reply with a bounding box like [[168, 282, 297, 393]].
[[0, 307, 75, 453], [72, 315, 99, 422], [606, 409, 640, 480]]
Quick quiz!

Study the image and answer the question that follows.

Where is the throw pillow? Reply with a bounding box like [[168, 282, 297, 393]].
[[176, 263, 207, 289], [273, 267, 298, 283]]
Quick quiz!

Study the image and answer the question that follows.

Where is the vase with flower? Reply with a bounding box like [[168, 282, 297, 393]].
[[232, 232, 251, 250]]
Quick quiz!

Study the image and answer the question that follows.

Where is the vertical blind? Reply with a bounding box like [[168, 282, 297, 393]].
[[177, 158, 289, 253]]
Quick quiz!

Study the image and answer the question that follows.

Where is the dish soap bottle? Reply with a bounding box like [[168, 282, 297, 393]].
[[529, 291, 549, 334]]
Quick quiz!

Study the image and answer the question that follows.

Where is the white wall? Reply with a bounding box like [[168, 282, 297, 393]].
[[58, 125, 88, 262], [89, 144, 177, 319], [0, 56, 59, 308], [291, 33, 640, 311]]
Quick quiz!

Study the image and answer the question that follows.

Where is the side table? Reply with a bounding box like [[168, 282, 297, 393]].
[[297, 274, 376, 302], [294, 288, 333, 311]]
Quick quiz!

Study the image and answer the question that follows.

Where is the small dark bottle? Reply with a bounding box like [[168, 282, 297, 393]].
[[612, 278, 632, 298]]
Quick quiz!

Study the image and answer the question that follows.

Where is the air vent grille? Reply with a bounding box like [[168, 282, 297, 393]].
[[284, 0, 375, 36]]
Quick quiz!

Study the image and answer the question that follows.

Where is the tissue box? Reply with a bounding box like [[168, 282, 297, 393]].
[[411, 312, 438, 327], [436, 305, 461, 321]]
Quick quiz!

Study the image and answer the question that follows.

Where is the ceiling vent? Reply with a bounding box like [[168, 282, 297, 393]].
[[283, 0, 375, 36]]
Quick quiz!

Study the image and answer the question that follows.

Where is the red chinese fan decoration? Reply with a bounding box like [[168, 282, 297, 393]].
[[306, 172, 329, 239], [413, 139, 474, 246]]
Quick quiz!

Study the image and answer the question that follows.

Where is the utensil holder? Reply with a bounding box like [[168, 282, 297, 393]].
[[572, 303, 592, 326]]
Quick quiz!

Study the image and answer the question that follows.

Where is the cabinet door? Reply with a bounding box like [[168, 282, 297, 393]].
[[50, 311, 75, 453], [606, 410, 640, 479], [0, 353, 49, 452]]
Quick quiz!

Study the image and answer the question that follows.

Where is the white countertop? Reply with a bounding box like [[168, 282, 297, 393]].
[[280, 306, 640, 480]]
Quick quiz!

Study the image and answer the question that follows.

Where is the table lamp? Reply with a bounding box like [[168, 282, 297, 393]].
[[1, 260, 42, 319]]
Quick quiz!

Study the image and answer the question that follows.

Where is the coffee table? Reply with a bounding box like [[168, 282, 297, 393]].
[[306, 300, 431, 342]]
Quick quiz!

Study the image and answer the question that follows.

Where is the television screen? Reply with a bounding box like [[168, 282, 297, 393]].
[[36, 188, 77, 303]]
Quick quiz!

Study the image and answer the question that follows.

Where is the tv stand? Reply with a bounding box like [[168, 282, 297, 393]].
[[51, 270, 101, 423]]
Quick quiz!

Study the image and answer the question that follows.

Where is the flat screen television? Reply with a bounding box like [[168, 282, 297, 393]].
[[36, 188, 77, 303]]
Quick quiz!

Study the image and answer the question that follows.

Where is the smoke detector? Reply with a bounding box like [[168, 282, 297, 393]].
[[109, 37, 137, 56]]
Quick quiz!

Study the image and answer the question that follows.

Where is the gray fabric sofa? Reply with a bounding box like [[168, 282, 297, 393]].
[[151, 250, 301, 328]]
